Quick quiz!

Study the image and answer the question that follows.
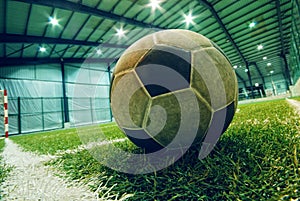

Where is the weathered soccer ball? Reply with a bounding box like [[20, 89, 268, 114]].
[[110, 29, 238, 153]]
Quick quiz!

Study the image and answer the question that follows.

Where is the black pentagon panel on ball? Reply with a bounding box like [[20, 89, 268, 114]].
[[123, 128, 164, 153], [135, 45, 191, 97]]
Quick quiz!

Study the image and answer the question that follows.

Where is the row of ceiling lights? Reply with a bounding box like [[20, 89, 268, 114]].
[[38, 0, 192, 53], [233, 60, 272, 69], [233, 60, 274, 75], [39, 0, 271, 74], [41, 0, 194, 41], [249, 22, 266, 52]]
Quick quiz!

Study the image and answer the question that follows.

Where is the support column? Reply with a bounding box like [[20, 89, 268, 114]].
[[281, 52, 292, 86], [252, 62, 266, 89], [245, 62, 254, 99], [107, 65, 113, 122], [3, 90, 8, 138], [61, 60, 70, 127], [41, 97, 45, 131], [17, 97, 21, 134]]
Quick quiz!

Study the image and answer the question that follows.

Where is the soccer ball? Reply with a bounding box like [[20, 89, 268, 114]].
[[110, 29, 238, 153]]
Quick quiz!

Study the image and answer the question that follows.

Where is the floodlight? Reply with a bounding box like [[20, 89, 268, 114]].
[[96, 49, 102, 55], [249, 22, 256, 28], [183, 12, 195, 26], [257, 44, 263, 50], [49, 17, 59, 26], [39, 47, 46, 52]]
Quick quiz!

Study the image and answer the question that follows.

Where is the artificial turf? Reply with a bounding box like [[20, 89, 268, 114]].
[[0, 138, 12, 199], [292, 96, 300, 101], [11, 100, 300, 200], [11, 123, 126, 155]]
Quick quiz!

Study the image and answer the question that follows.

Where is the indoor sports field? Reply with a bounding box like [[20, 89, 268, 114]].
[[1, 0, 300, 200]]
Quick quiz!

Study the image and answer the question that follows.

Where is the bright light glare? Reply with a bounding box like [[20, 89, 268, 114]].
[[255, 83, 259, 87], [115, 27, 127, 39], [267, 63, 272, 66], [270, 70, 274, 74], [39, 47, 46, 52], [49, 17, 59, 26], [96, 49, 102, 55], [183, 12, 195, 27], [233, 65, 238, 69], [117, 28, 125, 37], [245, 69, 249, 73], [257, 44, 264, 50], [147, 0, 164, 13], [249, 21, 256, 28], [263, 56, 267, 60]]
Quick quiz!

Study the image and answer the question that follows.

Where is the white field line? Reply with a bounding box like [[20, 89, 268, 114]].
[[286, 99, 300, 115], [54, 138, 127, 157], [1, 139, 97, 201], [1, 138, 130, 201]]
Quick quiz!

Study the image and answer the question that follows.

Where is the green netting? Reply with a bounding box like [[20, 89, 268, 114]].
[[0, 96, 112, 136], [290, 0, 300, 84], [0, 63, 113, 136]]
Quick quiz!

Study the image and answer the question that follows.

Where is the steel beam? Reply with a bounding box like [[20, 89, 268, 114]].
[[6, 44, 34, 57], [13, 0, 162, 30], [281, 53, 292, 87], [0, 57, 117, 67], [198, 0, 256, 97], [275, 0, 292, 86], [107, 64, 113, 122], [0, 34, 129, 49], [198, 0, 247, 64], [235, 72, 247, 89], [61, 61, 70, 124]]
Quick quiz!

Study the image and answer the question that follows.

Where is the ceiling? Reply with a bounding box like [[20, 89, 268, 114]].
[[0, 0, 293, 87]]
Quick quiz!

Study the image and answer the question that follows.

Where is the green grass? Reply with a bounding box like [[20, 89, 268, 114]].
[[43, 100, 300, 200], [292, 96, 300, 101], [0, 139, 5, 151], [10, 100, 300, 200], [11, 128, 81, 155], [11, 124, 126, 155], [0, 138, 12, 200]]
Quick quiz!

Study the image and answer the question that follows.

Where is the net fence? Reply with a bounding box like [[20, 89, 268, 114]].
[[0, 96, 112, 136]]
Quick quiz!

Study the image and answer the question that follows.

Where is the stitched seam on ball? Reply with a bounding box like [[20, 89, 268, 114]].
[[114, 48, 153, 78], [191, 87, 213, 113], [144, 129, 165, 147], [215, 100, 235, 113]]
